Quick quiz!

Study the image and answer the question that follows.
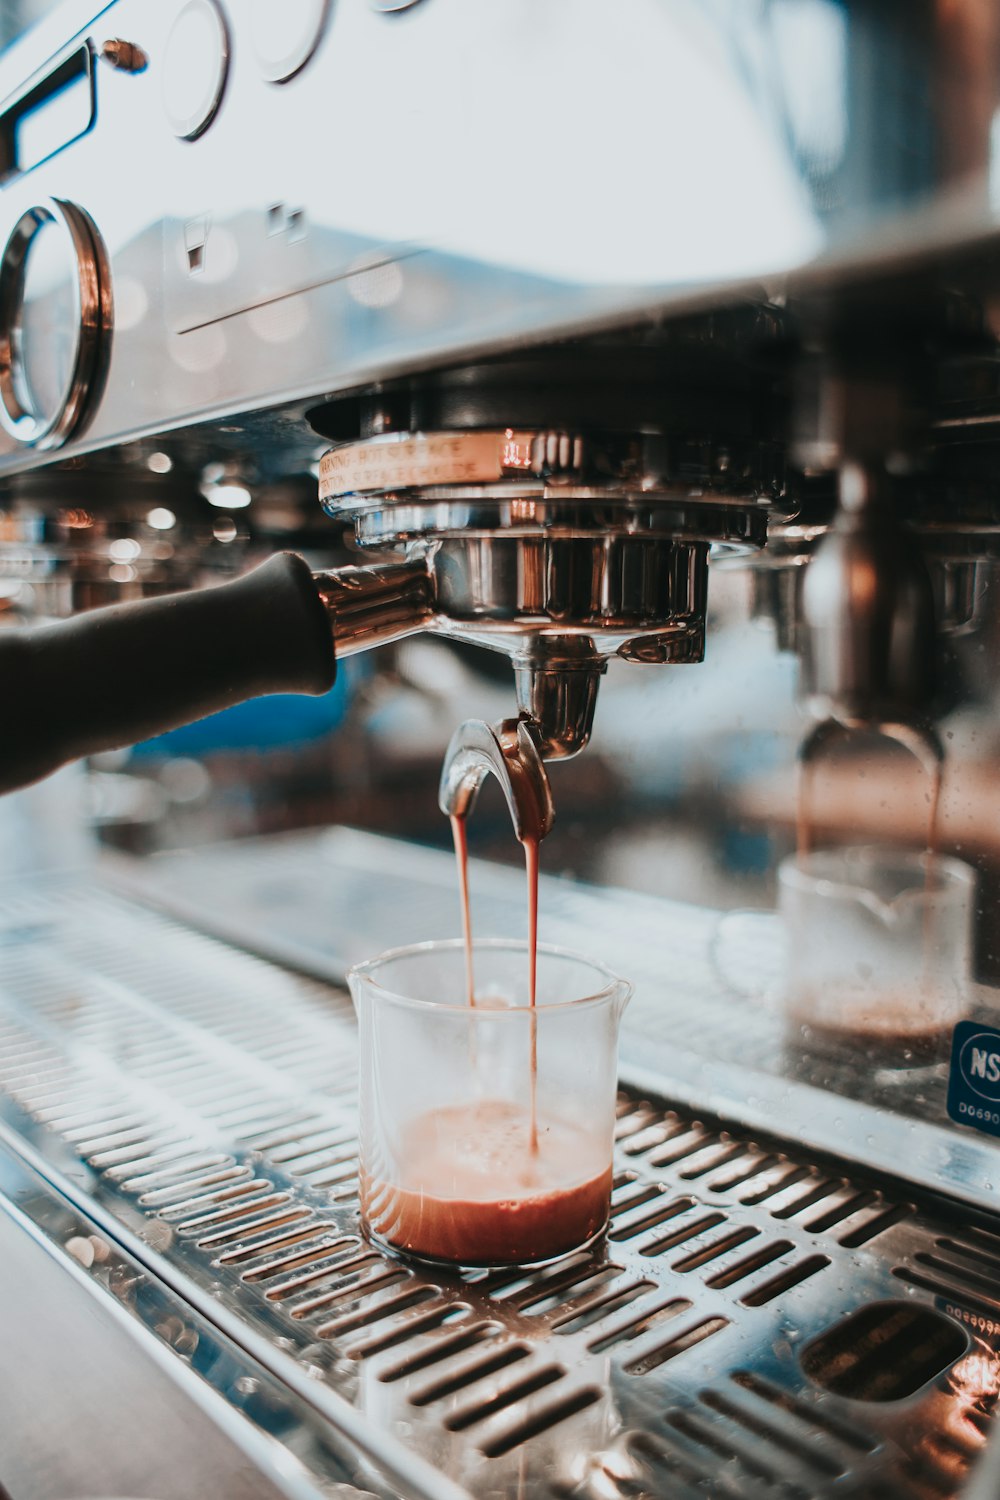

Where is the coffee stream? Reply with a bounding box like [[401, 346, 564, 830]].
[[449, 813, 476, 1009], [450, 811, 540, 1154]]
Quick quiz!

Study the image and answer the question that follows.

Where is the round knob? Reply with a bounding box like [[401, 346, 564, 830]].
[[250, 0, 330, 82], [0, 199, 109, 449], [161, 0, 229, 140]]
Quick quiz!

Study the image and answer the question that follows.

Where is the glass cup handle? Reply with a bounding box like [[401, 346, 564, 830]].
[[708, 909, 785, 1007]]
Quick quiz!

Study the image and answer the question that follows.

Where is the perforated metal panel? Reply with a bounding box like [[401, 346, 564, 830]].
[[0, 882, 998, 1499]]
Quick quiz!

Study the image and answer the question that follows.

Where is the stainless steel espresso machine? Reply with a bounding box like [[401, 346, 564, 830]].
[[6, 3, 1000, 1498]]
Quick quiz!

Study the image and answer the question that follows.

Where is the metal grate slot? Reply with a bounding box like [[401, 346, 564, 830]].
[[587, 1293, 692, 1354], [705, 1239, 794, 1290], [639, 1210, 727, 1258], [493, 1260, 623, 1315], [648, 1129, 718, 1169], [195, 1205, 310, 1247], [936, 1235, 1000, 1275], [218, 1221, 343, 1267], [315, 1284, 442, 1341], [677, 1142, 750, 1180], [621, 1430, 745, 1500], [739, 1253, 830, 1307], [121, 1155, 235, 1192], [907, 1252, 1000, 1311], [408, 1344, 532, 1406], [662, 1406, 814, 1500], [610, 1175, 661, 1209], [139, 1165, 253, 1205], [623, 1314, 730, 1376], [377, 1321, 504, 1382], [803, 1188, 879, 1233], [551, 1279, 656, 1335], [672, 1225, 759, 1273], [233, 1116, 324, 1150], [740, 1163, 811, 1205], [840, 1201, 913, 1248], [344, 1301, 468, 1359], [731, 1370, 878, 1452], [769, 1176, 843, 1220], [260, 1244, 379, 1298], [286, 1261, 407, 1317], [609, 1190, 696, 1242], [158, 1178, 274, 1219], [243, 1237, 359, 1287], [173, 1190, 290, 1233], [700, 1384, 847, 1478], [443, 1363, 565, 1431], [801, 1302, 969, 1401], [478, 1384, 602, 1459], [706, 1152, 781, 1194]]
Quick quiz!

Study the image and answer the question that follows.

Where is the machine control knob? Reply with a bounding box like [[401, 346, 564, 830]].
[[0, 199, 109, 449], [161, 0, 229, 140], [250, 0, 331, 82]]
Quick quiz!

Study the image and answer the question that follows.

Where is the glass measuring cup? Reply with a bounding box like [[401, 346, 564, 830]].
[[781, 845, 975, 1069], [349, 939, 632, 1267]]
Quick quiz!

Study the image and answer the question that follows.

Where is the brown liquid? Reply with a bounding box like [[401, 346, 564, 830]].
[[524, 832, 539, 1154], [794, 1013, 953, 1067], [362, 1099, 611, 1265], [449, 813, 542, 1155], [794, 726, 949, 1055], [450, 813, 475, 1008]]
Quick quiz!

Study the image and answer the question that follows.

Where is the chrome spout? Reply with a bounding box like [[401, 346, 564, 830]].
[[439, 718, 555, 844], [513, 641, 605, 761]]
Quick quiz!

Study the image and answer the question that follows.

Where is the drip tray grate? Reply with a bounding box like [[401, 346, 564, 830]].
[[0, 882, 998, 1499]]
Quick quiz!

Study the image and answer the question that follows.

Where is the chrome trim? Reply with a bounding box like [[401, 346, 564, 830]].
[[0, 197, 109, 449]]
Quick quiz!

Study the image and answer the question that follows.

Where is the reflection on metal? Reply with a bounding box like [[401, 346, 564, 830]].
[[800, 463, 937, 730], [0, 878, 997, 1499], [0, 198, 109, 448], [318, 421, 769, 756], [439, 717, 554, 842]]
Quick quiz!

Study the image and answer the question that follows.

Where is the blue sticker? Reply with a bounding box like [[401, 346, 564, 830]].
[[947, 1021, 1000, 1137]]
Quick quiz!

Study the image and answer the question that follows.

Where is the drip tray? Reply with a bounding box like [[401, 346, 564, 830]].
[[0, 880, 998, 1499]]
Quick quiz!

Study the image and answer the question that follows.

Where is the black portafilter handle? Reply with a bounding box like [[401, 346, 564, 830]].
[[0, 552, 336, 795]]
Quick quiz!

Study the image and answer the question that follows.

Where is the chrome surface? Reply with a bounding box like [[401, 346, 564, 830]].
[[0, 196, 109, 447], [117, 828, 1000, 1223], [2, 0, 1000, 477], [314, 557, 436, 657], [0, 1188, 337, 1500], [317, 426, 765, 753], [439, 718, 554, 842], [511, 649, 604, 761], [1, 873, 999, 1498], [800, 462, 939, 731]]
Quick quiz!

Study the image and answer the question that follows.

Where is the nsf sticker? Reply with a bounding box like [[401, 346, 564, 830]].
[[947, 1021, 1000, 1138]]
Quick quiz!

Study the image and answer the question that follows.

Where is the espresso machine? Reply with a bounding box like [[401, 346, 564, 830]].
[[5, 3, 1000, 1498]]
